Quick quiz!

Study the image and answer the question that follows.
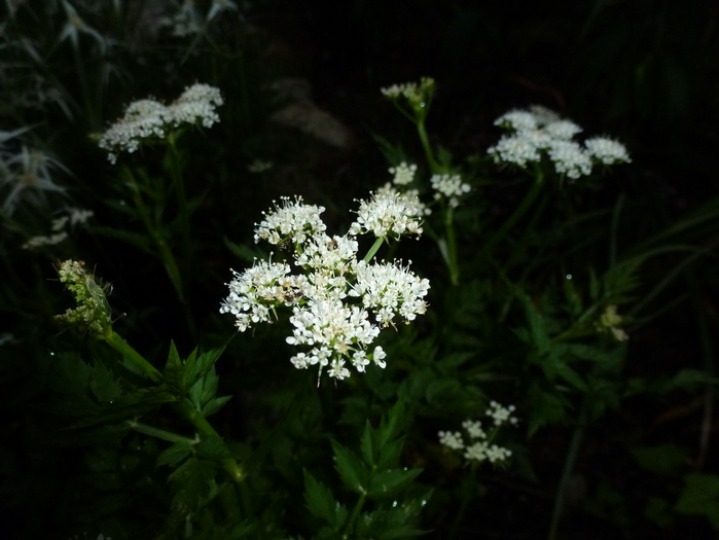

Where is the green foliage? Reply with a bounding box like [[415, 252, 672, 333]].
[[675, 474, 719, 530]]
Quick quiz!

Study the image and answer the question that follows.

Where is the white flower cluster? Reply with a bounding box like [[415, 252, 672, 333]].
[[380, 77, 435, 103], [430, 173, 471, 208], [98, 83, 223, 164], [220, 196, 430, 382], [487, 105, 630, 179], [254, 196, 327, 245], [389, 162, 418, 186], [438, 401, 518, 466], [22, 207, 93, 250], [348, 184, 429, 239]]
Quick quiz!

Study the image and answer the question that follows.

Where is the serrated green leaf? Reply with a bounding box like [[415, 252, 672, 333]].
[[360, 421, 376, 467], [555, 363, 587, 391], [157, 441, 194, 467], [304, 470, 340, 524], [331, 440, 367, 494], [527, 383, 571, 435], [518, 293, 551, 356], [367, 468, 422, 499], [189, 366, 219, 411], [168, 456, 217, 512], [88, 360, 123, 403], [201, 395, 232, 417], [183, 347, 224, 391], [196, 436, 231, 461], [164, 341, 183, 392]]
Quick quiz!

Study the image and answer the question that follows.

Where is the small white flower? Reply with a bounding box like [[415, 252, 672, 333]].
[[22, 231, 69, 250], [461, 419, 486, 439], [547, 140, 593, 179], [584, 137, 631, 165], [219, 261, 297, 331], [430, 173, 471, 208], [438, 430, 465, 450], [389, 162, 417, 186], [380, 77, 434, 104], [349, 260, 430, 326], [98, 84, 222, 164], [254, 196, 327, 246], [488, 105, 628, 178], [464, 441, 489, 462], [487, 134, 542, 168], [494, 110, 537, 131], [349, 184, 427, 239], [544, 120, 582, 140], [487, 401, 518, 427], [168, 83, 223, 128], [484, 444, 512, 464]]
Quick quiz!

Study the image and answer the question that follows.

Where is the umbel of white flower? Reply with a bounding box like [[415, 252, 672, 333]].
[[220, 193, 430, 382], [438, 401, 518, 466], [487, 105, 631, 179], [98, 83, 223, 164]]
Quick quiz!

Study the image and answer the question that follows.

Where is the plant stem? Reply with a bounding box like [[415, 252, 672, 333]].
[[103, 331, 163, 383], [343, 491, 367, 538], [416, 119, 439, 173], [167, 133, 192, 276], [444, 205, 460, 285], [548, 413, 586, 540], [126, 419, 198, 445], [478, 170, 545, 262], [122, 166, 186, 300], [175, 398, 246, 484], [105, 330, 251, 515], [447, 466, 477, 540], [363, 237, 385, 263], [175, 398, 253, 517]]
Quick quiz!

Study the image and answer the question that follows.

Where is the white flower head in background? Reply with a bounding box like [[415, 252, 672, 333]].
[[438, 401, 518, 466], [430, 173, 471, 208], [98, 83, 223, 164], [220, 192, 430, 383], [488, 105, 630, 179], [22, 207, 94, 251], [389, 162, 418, 186]]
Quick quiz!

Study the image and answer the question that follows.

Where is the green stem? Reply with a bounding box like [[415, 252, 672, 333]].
[[444, 205, 460, 285], [102, 331, 163, 383], [126, 419, 197, 445], [174, 398, 246, 484], [343, 491, 367, 538], [447, 466, 477, 540], [102, 331, 249, 514], [123, 167, 186, 301], [167, 133, 192, 275], [363, 237, 385, 263], [416, 119, 439, 173], [478, 171, 545, 261], [548, 412, 586, 540]]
